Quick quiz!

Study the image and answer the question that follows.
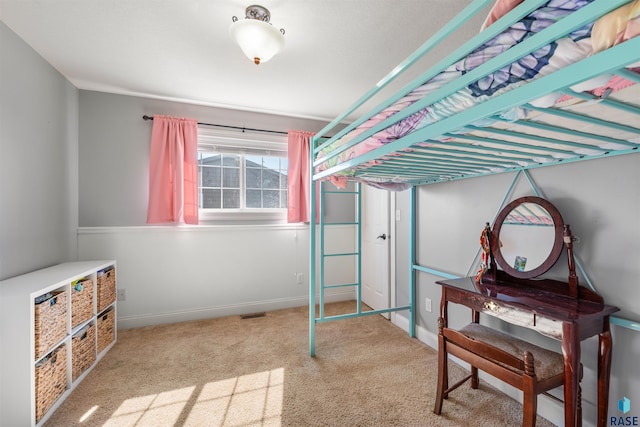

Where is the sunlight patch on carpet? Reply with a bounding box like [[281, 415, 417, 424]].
[[101, 369, 284, 426], [104, 386, 195, 426], [79, 405, 98, 423], [185, 368, 284, 426]]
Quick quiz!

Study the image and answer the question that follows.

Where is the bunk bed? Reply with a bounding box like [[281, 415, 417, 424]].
[[308, 0, 640, 356]]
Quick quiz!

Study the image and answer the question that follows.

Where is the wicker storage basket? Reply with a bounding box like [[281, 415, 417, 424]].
[[97, 267, 116, 313], [34, 291, 68, 361], [35, 344, 67, 423], [72, 324, 96, 382], [71, 278, 94, 328], [97, 307, 116, 354]]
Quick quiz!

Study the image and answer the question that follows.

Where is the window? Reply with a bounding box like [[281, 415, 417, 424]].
[[197, 127, 288, 222], [198, 153, 288, 209]]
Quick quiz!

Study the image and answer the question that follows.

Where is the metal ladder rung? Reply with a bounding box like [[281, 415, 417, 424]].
[[323, 252, 359, 258], [323, 190, 360, 194], [316, 305, 412, 323], [323, 282, 359, 289]]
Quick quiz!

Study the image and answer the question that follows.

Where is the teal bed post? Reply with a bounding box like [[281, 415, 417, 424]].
[[309, 138, 317, 357], [356, 182, 362, 313], [409, 186, 416, 338]]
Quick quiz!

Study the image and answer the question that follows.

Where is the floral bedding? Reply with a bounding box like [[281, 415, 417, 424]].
[[317, 0, 640, 188]]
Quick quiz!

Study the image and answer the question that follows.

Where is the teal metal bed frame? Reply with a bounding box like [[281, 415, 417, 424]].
[[309, 0, 640, 355]]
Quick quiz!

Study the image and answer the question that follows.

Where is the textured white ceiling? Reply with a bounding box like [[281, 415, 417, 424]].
[[0, 0, 485, 122]]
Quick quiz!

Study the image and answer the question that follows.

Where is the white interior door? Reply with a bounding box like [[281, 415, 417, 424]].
[[361, 185, 390, 315]]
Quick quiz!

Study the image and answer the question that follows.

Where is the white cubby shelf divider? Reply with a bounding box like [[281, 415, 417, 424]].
[[0, 260, 117, 426]]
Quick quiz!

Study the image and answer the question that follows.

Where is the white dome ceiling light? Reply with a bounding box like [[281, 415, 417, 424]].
[[230, 5, 285, 65]]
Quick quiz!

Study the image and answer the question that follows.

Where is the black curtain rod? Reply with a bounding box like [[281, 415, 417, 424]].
[[142, 115, 288, 136]]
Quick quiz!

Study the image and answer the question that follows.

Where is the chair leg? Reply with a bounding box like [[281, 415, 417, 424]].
[[522, 389, 537, 427], [522, 368, 537, 427], [577, 383, 582, 427], [433, 333, 448, 415], [471, 365, 479, 389]]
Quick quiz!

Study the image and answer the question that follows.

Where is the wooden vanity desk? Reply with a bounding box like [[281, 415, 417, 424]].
[[433, 196, 619, 427], [436, 272, 618, 427]]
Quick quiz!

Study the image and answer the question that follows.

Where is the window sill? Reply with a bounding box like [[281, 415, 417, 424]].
[[198, 209, 287, 225]]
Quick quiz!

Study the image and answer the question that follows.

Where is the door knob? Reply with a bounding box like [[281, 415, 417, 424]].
[[377, 233, 387, 240]]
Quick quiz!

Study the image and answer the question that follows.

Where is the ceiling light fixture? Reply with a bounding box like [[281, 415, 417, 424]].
[[230, 5, 285, 65]]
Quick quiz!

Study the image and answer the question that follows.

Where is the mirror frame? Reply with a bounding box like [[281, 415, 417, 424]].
[[491, 196, 565, 279]]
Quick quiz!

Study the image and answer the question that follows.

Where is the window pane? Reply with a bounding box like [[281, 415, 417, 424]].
[[222, 154, 240, 167], [261, 157, 281, 169], [201, 189, 220, 209], [246, 189, 262, 208], [262, 169, 280, 189], [280, 174, 287, 190], [199, 153, 221, 166], [263, 190, 280, 208], [245, 155, 262, 166], [282, 190, 287, 208], [246, 167, 261, 188], [201, 166, 221, 187], [222, 189, 240, 208], [223, 168, 240, 188]]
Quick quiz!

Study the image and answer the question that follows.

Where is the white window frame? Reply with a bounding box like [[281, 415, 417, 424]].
[[197, 126, 288, 223]]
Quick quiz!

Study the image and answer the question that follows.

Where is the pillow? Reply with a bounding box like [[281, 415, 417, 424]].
[[481, 0, 525, 30], [591, 0, 640, 52], [622, 2, 640, 42]]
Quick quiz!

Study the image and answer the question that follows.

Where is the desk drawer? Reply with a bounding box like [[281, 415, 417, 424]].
[[467, 295, 562, 340]]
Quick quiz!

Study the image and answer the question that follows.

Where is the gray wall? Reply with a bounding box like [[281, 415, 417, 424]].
[[74, 89, 356, 329], [78, 90, 353, 226], [0, 21, 78, 280], [395, 153, 640, 426]]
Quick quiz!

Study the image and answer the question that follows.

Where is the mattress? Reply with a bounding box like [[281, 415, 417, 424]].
[[314, 0, 640, 189]]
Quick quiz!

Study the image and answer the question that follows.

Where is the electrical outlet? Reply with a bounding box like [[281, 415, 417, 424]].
[[117, 288, 126, 301], [425, 297, 432, 313], [296, 273, 304, 285]]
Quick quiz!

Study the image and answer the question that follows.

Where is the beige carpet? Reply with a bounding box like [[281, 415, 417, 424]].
[[44, 301, 556, 426]]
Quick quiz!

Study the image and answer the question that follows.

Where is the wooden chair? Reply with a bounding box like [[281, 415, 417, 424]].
[[433, 318, 582, 427]]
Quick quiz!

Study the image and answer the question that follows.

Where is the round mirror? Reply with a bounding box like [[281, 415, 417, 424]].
[[491, 196, 565, 279]]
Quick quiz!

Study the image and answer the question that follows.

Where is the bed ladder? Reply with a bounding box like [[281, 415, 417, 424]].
[[309, 182, 362, 354], [323, 182, 362, 305], [309, 181, 415, 356]]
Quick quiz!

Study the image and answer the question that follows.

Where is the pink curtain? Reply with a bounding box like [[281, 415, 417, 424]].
[[147, 115, 199, 225], [287, 130, 319, 223]]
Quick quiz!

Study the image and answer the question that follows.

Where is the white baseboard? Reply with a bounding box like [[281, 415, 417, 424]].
[[391, 311, 439, 350], [118, 290, 354, 330]]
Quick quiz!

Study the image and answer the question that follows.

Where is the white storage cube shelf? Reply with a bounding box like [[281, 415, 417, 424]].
[[0, 260, 117, 426]]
